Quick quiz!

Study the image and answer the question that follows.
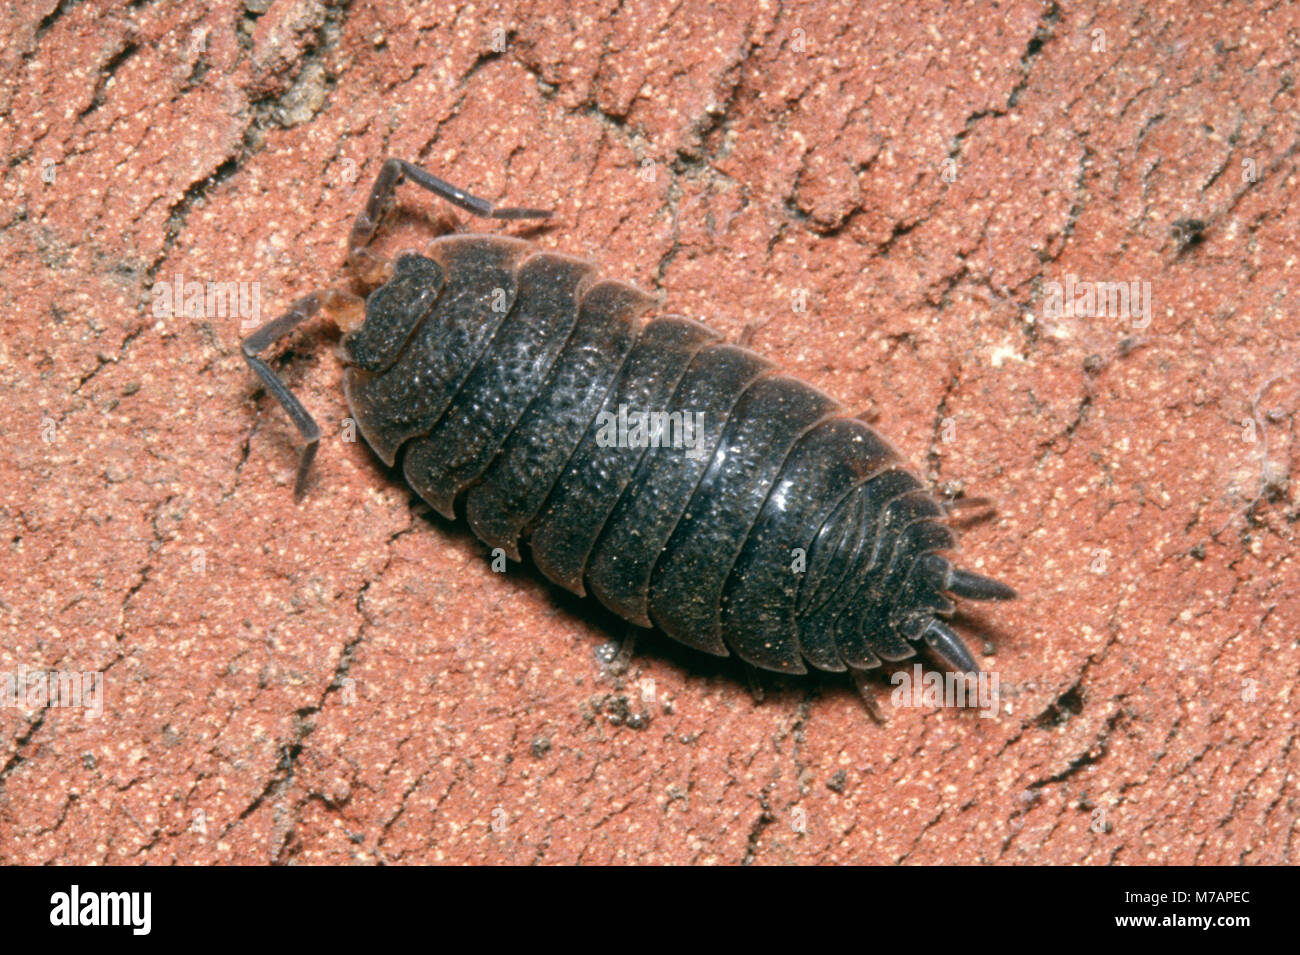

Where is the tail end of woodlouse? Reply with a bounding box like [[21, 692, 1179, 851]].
[[921, 619, 979, 675], [912, 554, 1014, 674]]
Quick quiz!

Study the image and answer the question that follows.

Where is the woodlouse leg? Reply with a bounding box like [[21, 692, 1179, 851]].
[[604, 627, 638, 676], [347, 158, 552, 285], [940, 494, 994, 513], [940, 493, 997, 530], [241, 289, 365, 498], [850, 669, 887, 724]]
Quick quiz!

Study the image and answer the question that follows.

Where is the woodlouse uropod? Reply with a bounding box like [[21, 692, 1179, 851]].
[[242, 158, 1016, 691]]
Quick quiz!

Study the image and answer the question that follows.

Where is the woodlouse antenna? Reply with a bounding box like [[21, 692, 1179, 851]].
[[241, 288, 364, 498], [347, 158, 551, 285]]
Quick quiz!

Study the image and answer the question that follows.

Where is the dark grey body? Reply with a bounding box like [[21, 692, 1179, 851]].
[[339, 233, 1000, 675]]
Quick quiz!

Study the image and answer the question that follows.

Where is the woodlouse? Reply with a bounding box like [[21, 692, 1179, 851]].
[[242, 158, 1015, 686]]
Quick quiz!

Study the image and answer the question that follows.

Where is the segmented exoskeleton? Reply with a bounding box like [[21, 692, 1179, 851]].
[[242, 159, 1015, 685]]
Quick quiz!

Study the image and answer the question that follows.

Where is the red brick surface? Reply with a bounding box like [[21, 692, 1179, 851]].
[[1, 0, 1297, 864]]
